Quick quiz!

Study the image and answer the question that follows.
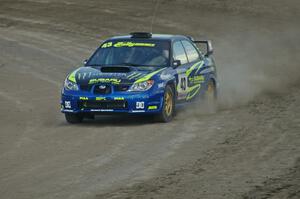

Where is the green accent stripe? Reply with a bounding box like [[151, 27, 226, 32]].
[[148, 105, 158, 110], [134, 68, 165, 83], [186, 84, 201, 100], [68, 68, 80, 83], [195, 61, 205, 74], [187, 84, 201, 92], [186, 61, 204, 77]]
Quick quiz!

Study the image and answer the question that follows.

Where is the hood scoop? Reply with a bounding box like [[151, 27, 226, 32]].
[[101, 66, 131, 73]]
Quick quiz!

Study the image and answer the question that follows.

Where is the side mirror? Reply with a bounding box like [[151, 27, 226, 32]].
[[172, 60, 181, 68], [83, 59, 88, 65]]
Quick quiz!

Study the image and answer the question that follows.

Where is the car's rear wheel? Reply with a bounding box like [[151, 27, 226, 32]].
[[65, 113, 83, 124], [203, 80, 217, 113], [156, 85, 175, 122]]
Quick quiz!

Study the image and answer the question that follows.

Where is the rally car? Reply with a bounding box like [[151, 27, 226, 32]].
[[61, 32, 218, 123]]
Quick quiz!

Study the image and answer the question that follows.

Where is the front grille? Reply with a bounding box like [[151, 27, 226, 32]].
[[94, 85, 111, 94], [79, 100, 128, 110], [80, 84, 130, 93], [80, 85, 93, 92]]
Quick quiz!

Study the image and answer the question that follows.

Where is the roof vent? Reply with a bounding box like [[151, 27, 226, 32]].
[[130, 32, 152, 38]]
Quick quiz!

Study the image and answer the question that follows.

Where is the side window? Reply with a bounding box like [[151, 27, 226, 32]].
[[173, 41, 188, 65], [181, 40, 200, 62]]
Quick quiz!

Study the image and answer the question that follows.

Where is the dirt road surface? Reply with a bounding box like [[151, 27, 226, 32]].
[[0, 0, 299, 199]]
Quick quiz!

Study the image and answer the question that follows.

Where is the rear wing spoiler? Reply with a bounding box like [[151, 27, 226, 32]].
[[192, 40, 214, 56]]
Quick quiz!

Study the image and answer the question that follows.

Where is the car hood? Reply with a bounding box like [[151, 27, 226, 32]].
[[68, 66, 165, 85]]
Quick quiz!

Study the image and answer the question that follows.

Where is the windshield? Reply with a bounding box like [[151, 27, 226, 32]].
[[87, 40, 170, 67]]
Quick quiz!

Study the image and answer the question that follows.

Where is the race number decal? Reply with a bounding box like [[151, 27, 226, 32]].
[[177, 73, 188, 100], [180, 76, 187, 91], [178, 74, 188, 92]]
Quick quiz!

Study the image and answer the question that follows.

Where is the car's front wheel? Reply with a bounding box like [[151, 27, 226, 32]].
[[156, 85, 175, 122], [65, 113, 83, 124]]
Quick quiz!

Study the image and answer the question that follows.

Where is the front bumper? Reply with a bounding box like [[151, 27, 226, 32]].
[[61, 89, 164, 114]]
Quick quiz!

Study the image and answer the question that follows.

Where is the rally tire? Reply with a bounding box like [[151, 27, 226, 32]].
[[203, 79, 217, 113], [65, 113, 83, 124], [156, 85, 175, 123]]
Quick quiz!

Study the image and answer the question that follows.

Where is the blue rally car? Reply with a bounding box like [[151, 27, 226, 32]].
[[61, 32, 217, 123]]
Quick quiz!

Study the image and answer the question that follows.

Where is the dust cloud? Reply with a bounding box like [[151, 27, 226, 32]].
[[217, 25, 300, 107], [160, 0, 300, 115], [167, 0, 300, 109]]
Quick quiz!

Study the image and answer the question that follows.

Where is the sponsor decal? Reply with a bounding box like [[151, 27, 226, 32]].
[[96, 97, 106, 101], [189, 75, 205, 83], [114, 97, 124, 101], [79, 97, 89, 100], [88, 78, 121, 85], [102, 41, 156, 48]]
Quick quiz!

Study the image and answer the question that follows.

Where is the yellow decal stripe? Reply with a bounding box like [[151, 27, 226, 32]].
[[96, 97, 106, 101], [68, 68, 80, 83], [135, 68, 165, 83], [186, 61, 204, 77], [102, 42, 156, 48], [79, 97, 89, 100], [114, 97, 124, 100], [148, 105, 158, 110], [186, 85, 201, 100], [114, 42, 155, 48]]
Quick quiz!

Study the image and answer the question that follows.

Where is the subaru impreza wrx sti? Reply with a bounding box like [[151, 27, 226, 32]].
[[61, 32, 218, 123]]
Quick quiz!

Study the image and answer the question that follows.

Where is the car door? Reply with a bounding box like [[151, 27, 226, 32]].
[[181, 40, 205, 100], [172, 40, 190, 100]]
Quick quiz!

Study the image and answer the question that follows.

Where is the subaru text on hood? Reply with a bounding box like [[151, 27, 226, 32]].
[[61, 32, 218, 123]]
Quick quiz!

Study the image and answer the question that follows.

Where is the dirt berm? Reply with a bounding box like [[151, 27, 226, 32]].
[[0, 0, 299, 199]]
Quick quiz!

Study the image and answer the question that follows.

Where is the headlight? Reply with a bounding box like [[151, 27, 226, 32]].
[[64, 78, 79, 91], [129, 80, 154, 92]]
